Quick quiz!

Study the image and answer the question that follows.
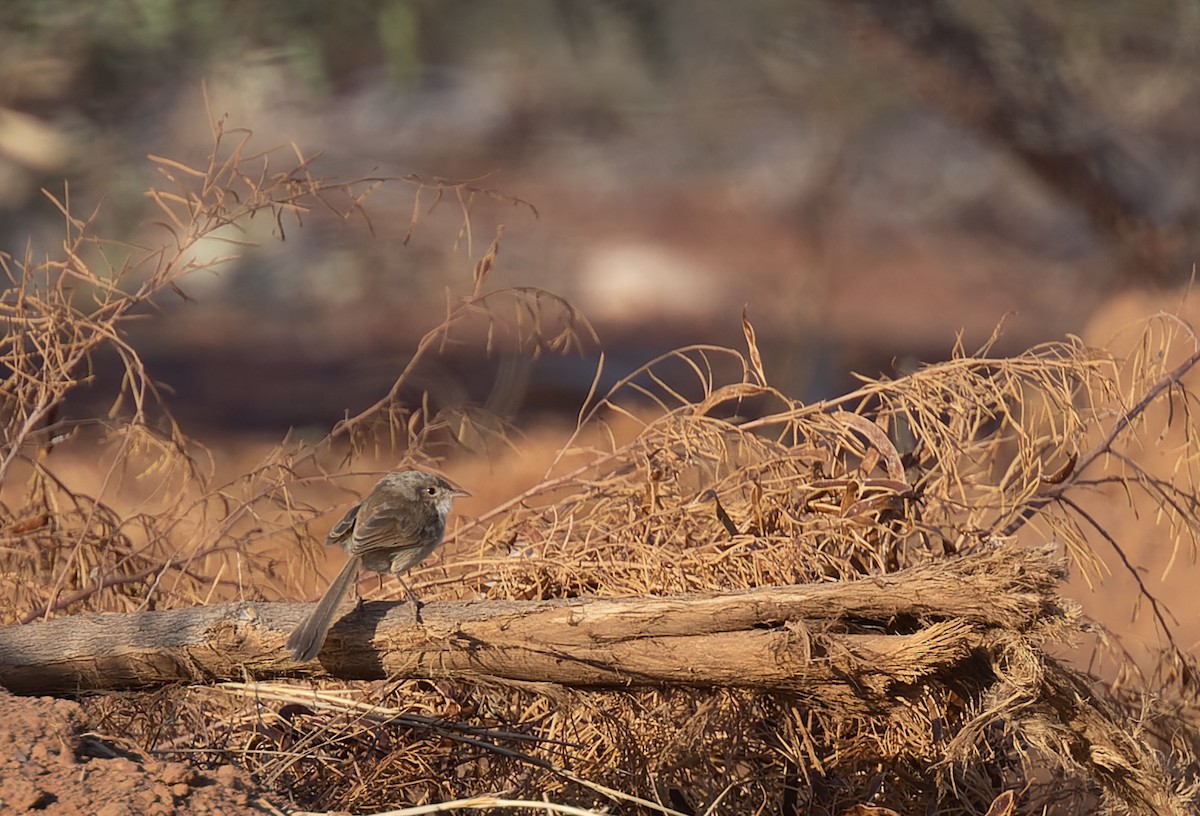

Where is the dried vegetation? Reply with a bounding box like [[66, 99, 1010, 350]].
[[3, 119, 1200, 815]]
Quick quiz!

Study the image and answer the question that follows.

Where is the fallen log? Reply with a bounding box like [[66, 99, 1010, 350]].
[[0, 544, 1071, 696], [12, 545, 1186, 814]]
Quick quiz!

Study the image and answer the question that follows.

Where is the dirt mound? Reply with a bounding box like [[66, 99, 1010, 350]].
[[0, 686, 277, 815]]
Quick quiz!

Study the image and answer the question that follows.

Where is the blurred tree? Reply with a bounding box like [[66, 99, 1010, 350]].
[[829, 0, 1198, 283]]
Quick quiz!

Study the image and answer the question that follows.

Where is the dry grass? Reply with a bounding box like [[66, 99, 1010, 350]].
[[4, 117, 1200, 815]]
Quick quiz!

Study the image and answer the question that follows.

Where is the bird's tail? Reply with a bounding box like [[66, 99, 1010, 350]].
[[286, 556, 361, 662]]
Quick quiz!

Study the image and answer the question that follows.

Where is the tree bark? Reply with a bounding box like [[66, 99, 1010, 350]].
[[0, 544, 1072, 697]]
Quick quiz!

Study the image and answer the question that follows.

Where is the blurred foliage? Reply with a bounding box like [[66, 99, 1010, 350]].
[[0, 0, 415, 104], [3, 0, 1195, 102], [2, 0, 1197, 215], [2, 0, 1200, 387], [2, 0, 1197, 285]]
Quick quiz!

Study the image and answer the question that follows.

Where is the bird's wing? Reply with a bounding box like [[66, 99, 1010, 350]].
[[325, 502, 362, 547], [349, 499, 432, 555]]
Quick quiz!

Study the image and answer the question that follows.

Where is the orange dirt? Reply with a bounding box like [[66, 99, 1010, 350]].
[[0, 687, 280, 815]]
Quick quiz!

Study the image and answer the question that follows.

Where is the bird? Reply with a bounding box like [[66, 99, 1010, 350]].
[[286, 469, 470, 662]]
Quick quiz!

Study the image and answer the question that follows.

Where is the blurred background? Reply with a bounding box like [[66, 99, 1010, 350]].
[[4, 0, 1200, 438]]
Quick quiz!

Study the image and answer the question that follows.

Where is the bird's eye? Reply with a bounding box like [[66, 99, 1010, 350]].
[[426, 486, 437, 496]]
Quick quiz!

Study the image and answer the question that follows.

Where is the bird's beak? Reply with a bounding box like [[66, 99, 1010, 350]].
[[451, 486, 472, 499]]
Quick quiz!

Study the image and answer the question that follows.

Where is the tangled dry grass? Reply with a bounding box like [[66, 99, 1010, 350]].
[[4, 117, 1200, 815]]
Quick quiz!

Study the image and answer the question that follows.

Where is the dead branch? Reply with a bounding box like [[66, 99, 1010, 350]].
[[0, 544, 1069, 696], [14, 544, 1187, 814], [1001, 340, 1200, 538]]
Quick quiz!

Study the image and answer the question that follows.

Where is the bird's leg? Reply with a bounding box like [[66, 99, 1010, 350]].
[[396, 574, 424, 623]]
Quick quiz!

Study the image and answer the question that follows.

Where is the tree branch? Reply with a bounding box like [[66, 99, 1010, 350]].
[[0, 545, 1071, 697], [1001, 340, 1200, 537]]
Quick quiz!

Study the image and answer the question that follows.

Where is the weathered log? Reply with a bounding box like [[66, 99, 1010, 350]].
[[0, 544, 1072, 696]]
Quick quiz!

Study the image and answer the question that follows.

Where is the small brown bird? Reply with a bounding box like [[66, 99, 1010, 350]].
[[286, 469, 470, 662]]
